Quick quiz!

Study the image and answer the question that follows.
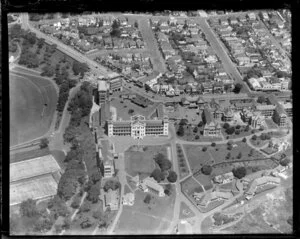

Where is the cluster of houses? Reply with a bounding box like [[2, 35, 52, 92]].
[[96, 52, 153, 79], [247, 76, 289, 92], [260, 10, 291, 54], [174, 94, 289, 137], [38, 15, 145, 53], [150, 17, 234, 92], [209, 11, 291, 89]]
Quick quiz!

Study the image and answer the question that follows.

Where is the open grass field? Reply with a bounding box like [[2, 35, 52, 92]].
[[10, 147, 50, 164], [193, 174, 213, 191], [179, 201, 196, 220], [10, 73, 57, 146], [115, 190, 175, 234], [125, 145, 168, 177], [183, 145, 211, 174], [181, 176, 204, 196]]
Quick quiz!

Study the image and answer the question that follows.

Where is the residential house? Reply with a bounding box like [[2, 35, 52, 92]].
[[251, 112, 265, 129], [222, 108, 234, 122], [201, 82, 213, 94], [273, 106, 288, 127]]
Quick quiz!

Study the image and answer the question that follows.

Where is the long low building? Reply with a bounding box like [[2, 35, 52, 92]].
[[10, 155, 61, 183], [10, 154, 62, 206], [108, 114, 169, 139], [10, 174, 58, 206]]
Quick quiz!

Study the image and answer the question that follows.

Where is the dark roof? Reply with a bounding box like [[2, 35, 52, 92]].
[[203, 108, 213, 124]]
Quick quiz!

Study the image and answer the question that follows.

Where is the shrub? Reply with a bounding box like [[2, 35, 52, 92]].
[[242, 137, 247, 143], [280, 157, 290, 167], [252, 135, 257, 140], [167, 170, 178, 183], [223, 123, 230, 129], [201, 165, 212, 175], [232, 167, 246, 179], [144, 194, 151, 204], [71, 196, 81, 209], [20, 199, 39, 218], [195, 135, 200, 140], [40, 138, 49, 149], [237, 152, 242, 159], [211, 142, 216, 147]]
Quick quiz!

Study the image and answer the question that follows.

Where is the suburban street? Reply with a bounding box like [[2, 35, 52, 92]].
[[19, 13, 113, 78], [138, 18, 167, 73]]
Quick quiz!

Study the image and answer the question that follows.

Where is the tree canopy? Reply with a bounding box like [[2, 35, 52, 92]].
[[150, 168, 165, 183], [167, 170, 178, 183], [20, 199, 39, 218], [154, 153, 172, 171], [201, 165, 213, 175], [232, 167, 247, 179]]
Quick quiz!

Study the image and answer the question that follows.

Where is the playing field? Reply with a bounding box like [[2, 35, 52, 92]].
[[10, 73, 58, 146]]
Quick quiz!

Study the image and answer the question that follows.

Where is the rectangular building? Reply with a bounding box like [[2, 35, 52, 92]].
[[108, 114, 169, 139], [98, 80, 110, 105]]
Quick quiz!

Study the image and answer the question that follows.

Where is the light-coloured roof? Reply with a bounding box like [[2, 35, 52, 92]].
[[10, 155, 61, 183], [141, 177, 164, 193], [10, 174, 58, 205], [98, 80, 109, 91]]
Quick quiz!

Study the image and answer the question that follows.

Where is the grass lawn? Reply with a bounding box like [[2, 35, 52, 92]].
[[110, 97, 158, 121], [260, 147, 278, 155], [181, 176, 204, 196], [265, 119, 279, 130], [176, 124, 223, 142], [125, 145, 168, 177], [183, 145, 211, 174], [10, 147, 50, 164], [126, 175, 137, 191], [179, 201, 196, 220], [193, 174, 213, 190], [50, 150, 66, 169], [115, 190, 175, 234], [10, 73, 58, 146], [124, 184, 132, 194]]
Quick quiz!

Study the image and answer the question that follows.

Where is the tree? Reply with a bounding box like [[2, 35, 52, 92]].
[[177, 125, 184, 137], [193, 127, 198, 133], [201, 165, 212, 175], [71, 196, 81, 209], [233, 83, 243, 94], [164, 184, 172, 196], [226, 126, 235, 135], [232, 167, 247, 179], [143, 194, 151, 204], [242, 137, 247, 143], [80, 201, 91, 213], [20, 199, 39, 217], [41, 65, 55, 77], [252, 135, 257, 140], [211, 142, 216, 147], [39, 138, 49, 149], [198, 121, 204, 127], [134, 21, 139, 28], [227, 144, 233, 150], [280, 157, 290, 167], [34, 217, 54, 232], [103, 180, 121, 192], [47, 195, 69, 219], [91, 172, 101, 184], [226, 152, 231, 160], [202, 146, 207, 152], [167, 170, 178, 183], [223, 123, 230, 129], [154, 153, 172, 171], [128, 109, 134, 115], [150, 168, 164, 183], [245, 125, 250, 132], [80, 217, 93, 229], [237, 152, 242, 159], [179, 118, 188, 126], [87, 184, 100, 203], [257, 95, 266, 104], [72, 61, 89, 76]]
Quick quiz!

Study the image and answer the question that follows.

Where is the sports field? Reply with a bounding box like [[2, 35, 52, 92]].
[[10, 73, 58, 146]]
